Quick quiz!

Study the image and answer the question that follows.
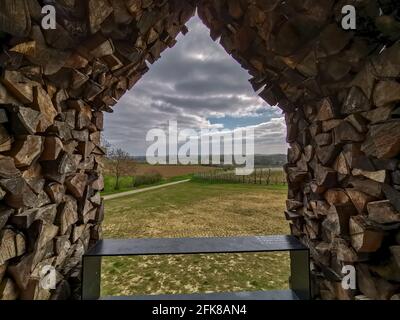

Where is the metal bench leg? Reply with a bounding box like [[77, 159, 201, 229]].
[[289, 250, 310, 300], [82, 256, 102, 300]]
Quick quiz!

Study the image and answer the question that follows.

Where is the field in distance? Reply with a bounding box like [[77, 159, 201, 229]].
[[104, 161, 218, 178]]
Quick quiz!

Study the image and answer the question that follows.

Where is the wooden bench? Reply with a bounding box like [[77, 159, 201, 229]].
[[82, 235, 310, 300]]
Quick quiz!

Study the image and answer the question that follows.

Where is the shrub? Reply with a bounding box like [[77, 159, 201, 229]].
[[133, 173, 162, 187]]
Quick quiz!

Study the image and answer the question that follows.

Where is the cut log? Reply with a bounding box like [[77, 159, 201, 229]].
[[70, 69, 89, 90], [334, 152, 350, 175], [286, 167, 308, 185], [0, 83, 21, 106], [333, 121, 364, 145], [32, 86, 58, 132], [288, 142, 302, 164], [65, 173, 88, 198], [357, 264, 398, 300], [316, 144, 341, 166], [71, 129, 89, 142], [333, 238, 358, 263], [313, 241, 331, 265], [45, 183, 65, 204], [0, 228, 25, 265], [362, 105, 394, 124], [322, 119, 342, 132], [0, 187, 5, 201], [285, 210, 302, 221], [84, 80, 104, 101], [11, 204, 57, 229], [311, 200, 331, 217], [77, 140, 95, 159], [0, 205, 13, 230], [361, 120, 400, 159], [382, 184, 400, 212], [0, 177, 37, 209], [95, 200, 104, 223], [372, 158, 398, 171], [316, 98, 336, 121], [93, 111, 104, 131], [71, 224, 86, 243], [0, 277, 19, 300], [10, 208, 37, 229], [87, 0, 113, 34], [0, 263, 6, 284], [345, 114, 367, 133], [41, 153, 77, 184], [348, 176, 383, 198], [373, 80, 400, 107], [367, 200, 400, 224], [286, 199, 303, 211], [391, 246, 400, 269], [350, 216, 384, 252], [39, 137, 64, 161], [1, 71, 33, 104], [315, 164, 337, 187], [48, 121, 73, 142], [392, 171, 400, 185], [315, 133, 332, 147], [342, 143, 364, 169], [14, 107, 41, 135], [342, 86, 371, 114], [0, 109, 8, 124], [91, 174, 104, 191], [0, 156, 21, 179], [0, 124, 13, 152], [324, 188, 351, 206], [7, 253, 34, 291], [352, 169, 387, 183], [56, 199, 79, 235], [27, 220, 59, 269], [8, 135, 43, 168], [346, 189, 375, 214]]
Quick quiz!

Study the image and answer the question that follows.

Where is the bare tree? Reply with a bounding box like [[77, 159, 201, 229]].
[[108, 147, 131, 190]]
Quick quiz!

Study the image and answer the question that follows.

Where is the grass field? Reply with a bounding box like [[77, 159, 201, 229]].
[[102, 164, 219, 195], [103, 162, 217, 178], [102, 173, 192, 195], [101, 181, 290, 297]]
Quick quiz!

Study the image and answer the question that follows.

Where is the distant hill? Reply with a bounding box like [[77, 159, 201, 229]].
[[254, 154, 287, 167], [131, 154, 287, 168]]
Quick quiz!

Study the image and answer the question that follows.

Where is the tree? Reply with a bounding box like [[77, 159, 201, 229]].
[[108, 147, 131, 190]]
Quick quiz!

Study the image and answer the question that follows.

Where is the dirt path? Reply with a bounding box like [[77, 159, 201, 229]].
[[103, 179, 191, 201]]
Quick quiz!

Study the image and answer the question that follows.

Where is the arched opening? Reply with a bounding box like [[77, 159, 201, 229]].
[[100, 13, 290, 297]]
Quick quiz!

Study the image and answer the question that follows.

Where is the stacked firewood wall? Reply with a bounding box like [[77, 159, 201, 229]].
[[0, 0, 399, 299], [0, 0, 196, 300]]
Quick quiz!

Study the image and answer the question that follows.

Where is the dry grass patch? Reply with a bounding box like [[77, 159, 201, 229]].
[[102, 182, 290, 297]]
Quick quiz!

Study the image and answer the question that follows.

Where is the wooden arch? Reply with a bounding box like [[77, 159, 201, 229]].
[[0, 0, 400, 300]]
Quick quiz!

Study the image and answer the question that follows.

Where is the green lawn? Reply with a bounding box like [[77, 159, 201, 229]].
[[101, 181, 290, 297]]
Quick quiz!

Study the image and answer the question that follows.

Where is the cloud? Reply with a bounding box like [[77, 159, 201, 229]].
[[104, 15, 288, 156]]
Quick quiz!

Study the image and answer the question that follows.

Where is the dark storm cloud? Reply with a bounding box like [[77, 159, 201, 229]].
[[104, 15, 287, 156]]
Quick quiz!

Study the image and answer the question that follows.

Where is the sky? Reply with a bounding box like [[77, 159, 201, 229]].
[[104, 14, 288, 156]]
